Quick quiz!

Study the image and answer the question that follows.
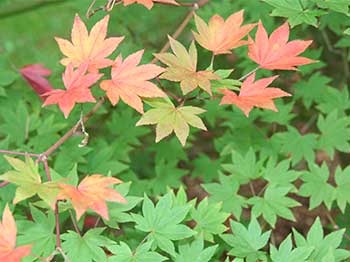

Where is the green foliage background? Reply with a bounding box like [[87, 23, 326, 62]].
[[0, 0, 350, 261]]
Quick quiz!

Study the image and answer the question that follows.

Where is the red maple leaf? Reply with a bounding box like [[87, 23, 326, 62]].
[[219, 73, 291, 116], [0, 205, 31, 262], [43, 63, 102, 118], [123, 0, 178, 9], [248, 22, 315, 70], [58, 175, 127, 220], [100, 50, 166, 114], [55, 15, 124, 73], [19, 64, 54, 100]]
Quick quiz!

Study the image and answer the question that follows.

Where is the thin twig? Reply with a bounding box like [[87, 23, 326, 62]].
[[238, 67, 260, 81], [41, 97, 105, 159], [69, 209, 81, 236], [0, 150, 40, 157], [249, 182, 256, 196], [324, 208, 339, 230]]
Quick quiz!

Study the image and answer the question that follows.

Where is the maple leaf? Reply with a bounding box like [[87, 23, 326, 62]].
[[154, 37, 219, 95], [123, 0, 179, 9], [19, 64, 54, 100], [58, 174, 127, 220], [0, 156, 61, 208], [218, 73, 291, 116], [43, 63, 102, 118], [55, 14, 124, 73], [193, 11, 256, 55], [0, 205, 32, 262], [100, 50, 166, 114], [248, 22, 315, 70], [136, 100, 207, 146]]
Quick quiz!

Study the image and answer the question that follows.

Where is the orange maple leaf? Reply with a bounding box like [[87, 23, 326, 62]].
[[55, 15, 124, 73], [123, 0, 178, 9], [219, 73, 291, 116], [248, 22, 315, 70], [58, 175, 127, 220], [43, 63, 102, 118], [0, 205, 31, 262], [193, 11, 256, 55], [100, 50, 166, 114]]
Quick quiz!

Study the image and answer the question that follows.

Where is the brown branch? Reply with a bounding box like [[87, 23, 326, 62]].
[[41, 97, 105, 159], [0, 150, 40, 157]]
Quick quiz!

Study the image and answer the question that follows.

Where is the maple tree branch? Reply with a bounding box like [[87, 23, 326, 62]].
[[0, 0, 67, 19], [41, 97, 105, 159], [0, 150, 40, 157]]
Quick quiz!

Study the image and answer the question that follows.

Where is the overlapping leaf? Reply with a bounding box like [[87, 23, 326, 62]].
[[58, 174, 127, 220], [19, 64, 53, 100], [0, 205, 32, 262], [193, 11, 256, 55], [154, 37, 219, 95], [100, 50, 166, 114], [55, 15, 124, 72], [0, 156, 61, 208], [219, 73, 290, 116], [248, 22, 315, 70], [136, 100, 207, 146], [43, 63, 102, 118]]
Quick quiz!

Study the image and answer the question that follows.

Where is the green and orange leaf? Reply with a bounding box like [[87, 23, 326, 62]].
[[154, 37, 219, 95], [219, 73, 291, 116], [55, 14, 124, 73], [100, 50, 166, 114], [0, 205, 32, 262], [0, 156, 61, 209], [136, 100, 207, 146], [193, 11, 256, 55], [58, 174, 127, 220]]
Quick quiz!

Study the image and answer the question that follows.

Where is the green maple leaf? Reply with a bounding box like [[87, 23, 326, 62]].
[[312, 0, 350, 14], [0, 156, 61, 208], [17, 205, 56, 260], [317, 111, 350, 158], [293, 217, 350, 262], [148, 160, 187, 195], [61, 228, 115, 262], [298, 163, 335, 210], [104, 182, 142, 229], [191, 154, 222, 183], [259, 101, 295, 126], [131, 193, 195, 256], [262, 159, 301, 191], [248, 186, 300, 227], [272, 126, 318, 165], [262, 0, 325, 27], [108, 241, 167, 262], [317, 87, 350, 115], [334, 166, 350, 213], [270, 234, 313, 262], [294, 73, 332, 109], [221, 148, 263, 184], [202, 174, 247, 219], [174, 238, 218, 262], [220, 217, 271, 262], [136, 100, 207, 146], [190, 197, 229, 242]]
